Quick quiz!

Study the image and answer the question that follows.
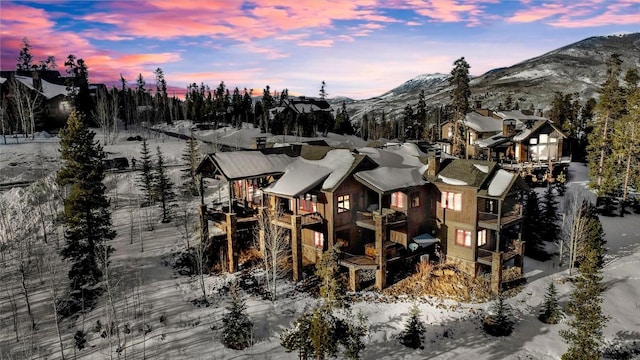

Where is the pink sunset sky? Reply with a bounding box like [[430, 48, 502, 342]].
[[1, 0, 638, 99]]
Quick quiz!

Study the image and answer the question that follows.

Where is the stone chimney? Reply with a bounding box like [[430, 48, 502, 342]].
[[503, 119, 516, 137], [427, 149, 441, 177]]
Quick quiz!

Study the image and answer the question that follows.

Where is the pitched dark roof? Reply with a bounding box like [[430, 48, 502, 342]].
[[427, 159, 497, 189]]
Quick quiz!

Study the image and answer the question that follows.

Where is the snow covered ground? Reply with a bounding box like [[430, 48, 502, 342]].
[[1, 125, 639, 359]]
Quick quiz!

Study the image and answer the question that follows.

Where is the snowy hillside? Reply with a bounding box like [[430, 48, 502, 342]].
[[1, 126, 640, 359]]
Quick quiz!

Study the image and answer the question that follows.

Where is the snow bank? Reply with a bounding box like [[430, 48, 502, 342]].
[[438, 174, 468, 186]]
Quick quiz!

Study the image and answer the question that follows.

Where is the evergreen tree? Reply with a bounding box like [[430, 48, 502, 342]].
[[261, 85, 275, 132], [576, 202, 606, 267], [561, 215, 608, 360], [154, 146, 176, 223], [64, 54, 92, 116], [319, 81, 328, 99], [317, 245, 346, 308], [539, 281, 562, 324], [522, 190, 546, 259], [180, 133, 201, 196], [137, 139, 155, 206], [483, 293, 514, 336], [449, 57, 471, 157], [222, 286, 253, 350], [398, 303, 426, 349], [16, 37, 34, 71], [56, 111, 115, 311], [333, 101, 354, 135], [613, 76, 640, 213], [281, 305, 368, 360], [540, 186, 561, 244], [504, 93, 513, 111], [588, 54, 625, 195]]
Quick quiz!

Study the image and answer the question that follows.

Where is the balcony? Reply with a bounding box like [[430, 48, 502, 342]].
[[356, 208, 407, 230], [477, 207, 522, 230], [272, 212, 325, 229], [477, 247, 518, 266]]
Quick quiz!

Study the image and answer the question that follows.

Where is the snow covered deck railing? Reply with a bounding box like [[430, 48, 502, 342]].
[[477, 208, 522, 229], [498, 156, 572, 170], [477, 248, 518, 266], [356, 209, 407, 229], [338, 252, 378, 270]]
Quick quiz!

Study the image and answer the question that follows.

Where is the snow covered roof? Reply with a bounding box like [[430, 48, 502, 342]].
[[464, 112, 503, 133], [495, 110, 547, 121], [487, 169, 516, 197], [476, 134, 511, 148], [264, 162, 332, 197], [357, 143, 427, 168], [430, 159, 497, 188], [15, 75, 69, 99], [204, 151, 296, 180], [265, 149, 356, 196], [355, 166, 427, 194]]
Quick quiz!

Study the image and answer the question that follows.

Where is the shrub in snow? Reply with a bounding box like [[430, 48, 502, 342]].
[[539, 281, 563, 324], [398, 303, 426, 349], [74, 330, 87, 350], [483, 293, 515, 337], [222, 286, 253, 350], [281, 304, 368, 360]]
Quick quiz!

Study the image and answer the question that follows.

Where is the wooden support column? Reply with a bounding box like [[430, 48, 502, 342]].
[[199, 204, 208, 245], [291, 215, 303, 282], [258, 229, 266, 257], [491, 251, 503, 295], [349, 267, 359, 292], [226, 213, 238, 273], [374, 213, 387, 291], [513, 240, 525, 276]]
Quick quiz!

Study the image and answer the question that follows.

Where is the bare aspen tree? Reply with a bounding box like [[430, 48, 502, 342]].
[[561, 189, 591, 275], [1, 95, 7, 144], [255, 209, 290, 301], [9, 76, 41, 139], [176, 201, 194, 248], [194, 233, 208, 302], [93, 87, 113, 144], [46, 250, 66, 360]]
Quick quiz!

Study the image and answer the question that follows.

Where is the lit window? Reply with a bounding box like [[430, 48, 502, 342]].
[[299, 194, 317, 212], [455, 229, 472, 247], [337, 194, 350, 213], [314, 232, 324, 248], [411, 193, 420, 208], [391, 192, 406, 209], [539, 134, 548, 143], [447, 126, 453, 138], [477, 229, 487, 246], [441, 191, 462, 211]]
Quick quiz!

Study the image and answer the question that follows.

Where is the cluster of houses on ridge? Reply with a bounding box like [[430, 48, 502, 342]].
[[196, 142, 529, 295], [194, 98, 570, 295]]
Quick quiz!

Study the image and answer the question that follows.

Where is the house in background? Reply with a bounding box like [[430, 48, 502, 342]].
[[477, 111, 570, 184], [425, 157, 527, 294]]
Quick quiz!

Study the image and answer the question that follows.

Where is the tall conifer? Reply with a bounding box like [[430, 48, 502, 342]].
[[56, 111, 115, 311], [154, 146, 176, 223]]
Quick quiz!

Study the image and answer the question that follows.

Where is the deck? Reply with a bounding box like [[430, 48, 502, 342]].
[[477, 209, 522, 230], [477, 248, 518, 266]]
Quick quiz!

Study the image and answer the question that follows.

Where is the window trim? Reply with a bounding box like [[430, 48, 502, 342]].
[[441, 191, 462, 211], [337, 194, 350, 213], [455, 229, 472, 247]]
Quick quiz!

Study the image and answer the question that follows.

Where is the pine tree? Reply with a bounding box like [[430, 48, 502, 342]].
[[222, 286, 253, 350], [483, 293, 514, 336], [333, 101, 354, 135], [588, 54, 625, 195], [449, 57, 471, 157], [540, 186, 561, 244], [319, 81, 328, 99], [281, 305, 368, 360], [561, 215, 608, 360], [137, 139, 155, 206], [539, 281, 562, 324], [399, 303, 426, 349], [16, 37, 34, 71], [180, 133, 201, 196], [317, 245, 346, 308], [154, 146, 176, 223], [56, 111, 115, 312], [522, 190, 546, 259]]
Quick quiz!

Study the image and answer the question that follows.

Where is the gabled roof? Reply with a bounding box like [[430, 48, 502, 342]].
[[513, 119, 568, 141], [479, 169, 529, 199], [14, 75, 70, 99], [196, 151, 296, 181], [464, 112, 503, 133], [355, 166, 427, 194], [264, 149, 361, 197], [427, 159, 497, 189]]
